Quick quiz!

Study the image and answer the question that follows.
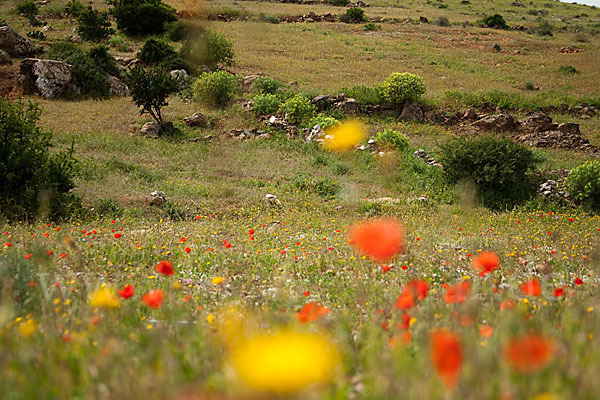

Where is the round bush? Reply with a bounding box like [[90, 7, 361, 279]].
[[565, 160, 600, 212], [251, 76, 282, 95], [279, 94, 316, 125], [380, 72, 426, 105], [252, 93, 282, 116], [109, 0, 177, 36], [375, 129, 409, 152], [76, 6, 114, 42], [192, 71, 240, 106], [309, 115, 339, 130], [180, 29, 234, 71], [439, 136, 539, 210], [0, 98, 78, 220]]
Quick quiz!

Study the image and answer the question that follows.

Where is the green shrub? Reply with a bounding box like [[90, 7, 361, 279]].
[[558, 65, 578, 74], [46, 42, 84, 61], [380, 72, 426, 105], [279, 94, 316, 125], [524, 81, 535, 91], [65, 0, 85, 17], [309, 114, 339, 129], [164, 20, 187, 42], [16, 0, 38, 18], [192, 70, 240, 106], [0, 98, 78, 220], [76, 6, 114, 42], [180, 29, 234, 71], [127, 65, 179, 126], [325, 0, 349, 6], [68, 52, 111, 98], [108, 35, 130, 52], [565, 160, 600, 212], [478, 14, 508, 29], [251, 76, 282, 95], [88, 45, 120, 77], [108, 0, 177, 36], [533, 20, 553, 36], [436, 16, 451, 27], [363, 23, 381, 31], [340, 7, 365, 23], [439, 136, 539, 210], [96, 198, 124, 217], [340, 85, 382, 105], [375, 129, 410, 152], [574, 32, 587, 43], [256, 13, 280, 24], [252, 93, 282, 116], [293, 175, 340, 199], [138, 38, 187, 70]]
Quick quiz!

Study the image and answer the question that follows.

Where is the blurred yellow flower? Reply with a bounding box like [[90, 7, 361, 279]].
[[532, 394, 557, 400], [212, 276, 224, 285], [322, 119, 366, 153], [230, 329, 340, 393], [89, 287, 120, 308], [18, 319, 36, 338]]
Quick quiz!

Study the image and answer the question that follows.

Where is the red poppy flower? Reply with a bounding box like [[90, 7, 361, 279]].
[[114, 233, 122, 239], [554, 288, 565, 297], [471, 251, 500, 276], [398, 312, 411, 330], [24, 253, 32, 260], [382, 265, 391, 274], [575, 278, 584, 285], [430, 330, 463, 389], [155, 260, 174, 276], [349, 218, 404, 262], [142, 289, 164, 309], [479, 325, 494, 339], [444, 281, 471, 304], [504, 333, 554, 373], [408, 279, 429, 300], [5, 242, 11, 247], [118, 284, 134, 299], [296, 302, 329, 323], [395, 286, 415, 310], [500, 299, 515, 311], [184, 247, 191, 254], [520, 279, 541, 297]]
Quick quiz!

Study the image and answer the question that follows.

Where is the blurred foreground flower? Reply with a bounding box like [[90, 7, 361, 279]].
[[430, 329, 463, 390], [142, 289, 164, 309], [89, 287, 120, 308], [229, 329, 340, 394], [349, 218, 404, 262], [504, 333, 554, 373], [471, 251, 500, 276], [296, 302, 330, 324], [322, 119, 366, 153], [18, 318, 37, 338]]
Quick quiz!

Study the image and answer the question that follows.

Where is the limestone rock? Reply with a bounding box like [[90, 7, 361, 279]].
[[108, 75, 129, 96], [471, 114, 519, 132], [140, 121, 161, 137], [0, 26, 42, 57], [184, 112, 208, 128]]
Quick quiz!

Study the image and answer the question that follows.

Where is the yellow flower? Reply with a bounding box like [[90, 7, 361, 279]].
[[230, 329, 340, 393], [89, 287, 120, 308], [532, 394, 557, 400], [211, 276, 224, 285], [18, 319, 36, 338], [322, 119, 366, 153]]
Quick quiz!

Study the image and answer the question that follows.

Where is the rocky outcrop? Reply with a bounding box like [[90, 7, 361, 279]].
[[184, 112, 208, 128], [18, 58, 77, 99], [140, 121, 161, 137], [471, 114, 519, 132], [146, 191, 166, 206], [0, 49, 11, 65], [0, 26, 42, 57], [108, 75, 129, 96]]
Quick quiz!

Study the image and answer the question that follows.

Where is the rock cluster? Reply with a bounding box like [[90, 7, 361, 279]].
[[279, 12, 336, 23], [0, 26, 42, 57], [413, 149, 440, 166], [146, 191, 166, 207], [538, 170, 572, 204], [227, 128, 270, 140]]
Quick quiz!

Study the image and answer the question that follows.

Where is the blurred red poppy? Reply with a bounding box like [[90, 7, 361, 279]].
[[395, 286, 415, 310], [118, 284, 134, 299], [520, 279, 541, 296], [408, 279, 429, 300], [444, 281, 470, 304], [349, 218, 404, 262], [504, 333, 554, 373], [142, 289, 164, 309], [471, 251, 500, 276], [296, 302, 329, 323], [155, 260, 174, 276], [430, 330, 463, 389]]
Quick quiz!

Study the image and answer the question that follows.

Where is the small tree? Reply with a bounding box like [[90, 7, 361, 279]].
[[108, 0, 177, 36], [127, 66, 179, 126], [77, 6, 114, 42]]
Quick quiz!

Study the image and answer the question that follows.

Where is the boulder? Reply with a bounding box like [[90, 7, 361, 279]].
[[170, 69, 188, 81], [184, 112, 208, 128], [311, 94, 333, 111], [399, 102, 424, 122], [108, 75, 129, 96], [333, 98, 360, 114], [140, 121, 161, 137], [462, 107, 477, 121], [0, 49, 11, 65], [520, 112, 555, 133], [0, 26, 42, 57], [557, 122, 580, 135], [19, 58, 77, 99], [146, 191, 166, 207], [242, 74, 261, 88], [471, 114, 519, 132]]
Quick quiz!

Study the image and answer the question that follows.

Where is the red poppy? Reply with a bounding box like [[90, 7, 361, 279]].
[[5, 242, 11, 247], [554, 288, 565, 297], [114, 233, 122, 239], [118, 284, 134, 299], [398, 312, 411, 330], [504, 333, 554, 373], [575, 278, 584, 285], [155, 260, 174, 276], [142, 289, 164, 309], [382, 265, 391, 274], [444, 281, 471, 304], [349, 218, 404, 262], [24, 253, 32, 260], [296, 302, 330, 323], [395, 286, 415, 310], [500, 299, 515, 311], [184, 247, 191, 254], [520, 279, 541, 297], [471, 251, 500, 276], [479, 325, 494, 339], [303, 291, 310, 297], [430, 330, 463, 389], [408, 279, 429, 300]]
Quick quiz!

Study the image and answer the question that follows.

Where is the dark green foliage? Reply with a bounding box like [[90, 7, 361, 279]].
[[0, 98, 78, 220], [88, 45, 120, 77], [524, 81, 535, 91], [164, 20, 187, 42], [192, 71, 240, 106], [478, 14, 508, 29], [533, 20, 553, 36], [46, 42, 84, 61], [439, 136, 539, 210], [250, 76, 283, 95], [65, 0, 85, 17], [252, 93, 282, 116], [138, 38, 188, 71], [340, 8, 365, 23], [77, 6, 114, 42], [293, 175, 340, 199], [108, 0, 177, 36], [325, 0, 350, 6], [180, 29, 235, 71], [16, 0, 37, 19], [565, 161, 600, 213], [363, 23, 381, 31], [68, 52, 111, 98], [558, 65, 578, 74], [127, 65, 179, 126], [436, 16, 450, 27]]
